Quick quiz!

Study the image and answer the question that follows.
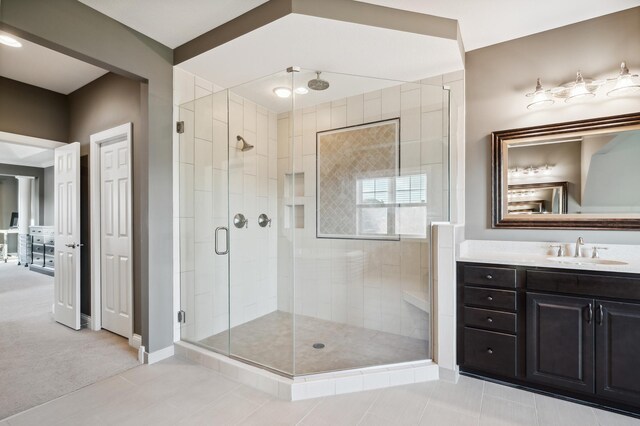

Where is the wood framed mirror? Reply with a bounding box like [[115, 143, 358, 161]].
[[492, 113, 640, 229]]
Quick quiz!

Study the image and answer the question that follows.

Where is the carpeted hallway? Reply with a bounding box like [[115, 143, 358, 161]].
[[0, 259, 140, 420]]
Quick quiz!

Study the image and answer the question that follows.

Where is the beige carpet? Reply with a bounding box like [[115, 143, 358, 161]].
[[0, 260, 140, 420]]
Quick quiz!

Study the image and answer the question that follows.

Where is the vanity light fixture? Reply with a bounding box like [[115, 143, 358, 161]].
[[0, 34, 22, 48], [508, 164, 554, 177], [273, 87, 292, 98], [525, 62, 640, 108], [526, 78, 554, 110], [607, 61, 640, 97], [561, 71, 602, 103]]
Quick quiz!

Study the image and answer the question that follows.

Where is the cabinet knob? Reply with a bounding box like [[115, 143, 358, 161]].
[[487, 348, 493, 354], [486, 274, 493, 280], [487, 296, 493, 301], [487, 317, 493, 323]]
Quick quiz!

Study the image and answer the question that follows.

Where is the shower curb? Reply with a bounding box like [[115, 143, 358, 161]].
[[175, 341, 439, 400]]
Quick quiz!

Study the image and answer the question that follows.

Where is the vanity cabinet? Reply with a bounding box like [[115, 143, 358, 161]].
[[457, 262, 640, 416], [526, 293, 594, 394]]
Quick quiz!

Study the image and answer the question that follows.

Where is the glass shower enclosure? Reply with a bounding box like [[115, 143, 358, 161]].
[[179, 67, 450, 376]]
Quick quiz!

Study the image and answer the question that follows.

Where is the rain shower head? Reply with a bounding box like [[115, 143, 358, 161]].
[[308, 71, 330, 91], [237, 135, 254, 152]]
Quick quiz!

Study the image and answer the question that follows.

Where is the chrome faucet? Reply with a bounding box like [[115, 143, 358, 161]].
[[575, 237, 584, 257]]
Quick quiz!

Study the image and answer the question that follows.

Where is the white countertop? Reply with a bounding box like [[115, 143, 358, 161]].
[[458, 240, 640, 275]]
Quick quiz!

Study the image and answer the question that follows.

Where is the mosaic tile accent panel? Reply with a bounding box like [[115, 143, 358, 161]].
[[317, 119, 399, 238]]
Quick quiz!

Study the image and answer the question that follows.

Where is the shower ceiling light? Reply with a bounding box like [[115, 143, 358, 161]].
[[273, 87, 292, 98], [294, 87, 309, 95], [607, 62, 640, 97], [0, 35, 22, 48]]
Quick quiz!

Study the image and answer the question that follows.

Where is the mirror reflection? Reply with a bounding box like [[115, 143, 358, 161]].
[[506, 129, 640, 215]]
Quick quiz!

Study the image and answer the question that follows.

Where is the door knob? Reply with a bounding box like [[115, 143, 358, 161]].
[[65, 243, 83, 249]]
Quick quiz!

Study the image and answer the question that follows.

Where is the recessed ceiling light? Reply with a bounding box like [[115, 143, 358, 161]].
[[294, 87, 309, 95], [0, 35, 22, 48], [273, 87, 292, 98]]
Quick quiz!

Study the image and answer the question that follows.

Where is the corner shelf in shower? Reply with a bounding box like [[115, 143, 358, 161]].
[[283, 172, 306, 229]]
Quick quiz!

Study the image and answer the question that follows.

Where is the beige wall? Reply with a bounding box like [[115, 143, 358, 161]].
[[0, 76, 69, 142], [465, 7, 640, 244], [68, 72, 144, 333]]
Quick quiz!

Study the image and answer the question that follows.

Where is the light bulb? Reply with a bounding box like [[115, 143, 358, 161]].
[[0, 35, 21, 48], [273, 87, 292, 98], [608, 62, 640, 97]]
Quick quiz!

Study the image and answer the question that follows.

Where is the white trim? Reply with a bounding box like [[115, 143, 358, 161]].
[[130, 333, 143, 349], [0, 131, 67, 149], [145, 345, 175, 364], [81, 314, 92, 329], [89, 123, 134, 346]]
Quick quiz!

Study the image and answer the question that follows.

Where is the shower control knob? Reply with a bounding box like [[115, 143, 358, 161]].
[[234, 213, 248, 229], [487, 296, 493, 301], [487, 348, 493, 354], [258, 213, 272, 228], [487, 317, 493, 323]]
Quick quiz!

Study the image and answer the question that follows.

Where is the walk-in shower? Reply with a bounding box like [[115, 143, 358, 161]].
[[178, 67, 450, 377]]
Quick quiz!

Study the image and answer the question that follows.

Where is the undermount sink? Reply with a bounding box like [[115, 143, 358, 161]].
[[546, 256, 629, 266]]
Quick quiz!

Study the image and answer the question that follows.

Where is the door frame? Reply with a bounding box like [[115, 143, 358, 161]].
[[89, 123, 134, 345]]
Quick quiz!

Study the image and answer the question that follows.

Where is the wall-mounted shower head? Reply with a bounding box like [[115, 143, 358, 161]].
[[308, 71, 330, 91], [237, 135, 254, 152]]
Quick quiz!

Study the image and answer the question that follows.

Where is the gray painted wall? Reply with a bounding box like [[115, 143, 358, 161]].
[[1, 0, 174, 352], [68, 72, 143, 334], [465, 7, 640, 244], [43, 166, 54, 225], [0, 76, 69, 142], [0, 163, 45, 224]]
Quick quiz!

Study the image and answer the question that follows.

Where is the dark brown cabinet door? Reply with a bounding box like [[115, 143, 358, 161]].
[[596, 300, 640, 405], [526, 293, 595, 394]]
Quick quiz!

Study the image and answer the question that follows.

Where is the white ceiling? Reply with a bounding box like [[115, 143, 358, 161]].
[[356, 0, 640, 51], [0, 143, 54, 168], [78, 0, 270, 49], [78, 0, 639, 52], [179, 13, 462, 104], [0, 31, 108, 94]]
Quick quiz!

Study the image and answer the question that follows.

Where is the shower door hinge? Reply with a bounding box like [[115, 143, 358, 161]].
[[176, 121, 185, 134], [177, 310, 186, 324]]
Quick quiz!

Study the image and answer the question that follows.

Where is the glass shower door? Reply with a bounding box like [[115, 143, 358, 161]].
[[179, 91, 231, 355]]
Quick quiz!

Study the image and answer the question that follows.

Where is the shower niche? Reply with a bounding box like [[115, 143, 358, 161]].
[[178, 66, 451, 380], [283, 172, 305, 229]]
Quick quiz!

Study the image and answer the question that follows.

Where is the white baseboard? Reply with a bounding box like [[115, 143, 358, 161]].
[[81, 314, 92, 329], [145, 345, 175, 364], [129, 333, 142, 349]]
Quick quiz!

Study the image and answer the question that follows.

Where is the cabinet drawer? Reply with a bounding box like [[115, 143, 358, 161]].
[[45, 246, 55, 255], [464, 286, 517, 311], [31, 254, 45, 265], [44, 256, 54, 268], [464, 265, 516, 288], [464, 307, 517, 333], [32, 235, 45, 244], [45, 237, 55, 245], [464, 327, 517, 378], [32, 245, 44, 254]]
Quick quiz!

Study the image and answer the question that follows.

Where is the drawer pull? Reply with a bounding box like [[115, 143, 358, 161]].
[[487, 317, 493, 323], [487, 296, 493, 301], [486, 274, 493, 279], [487, 348, 493, 354]]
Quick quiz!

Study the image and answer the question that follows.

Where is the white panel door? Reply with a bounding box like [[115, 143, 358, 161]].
[[54, 142, 81, 330], [100, 139, 132, 337]]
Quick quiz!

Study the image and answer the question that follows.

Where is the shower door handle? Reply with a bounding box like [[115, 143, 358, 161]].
[[214, 227, 229, 255]]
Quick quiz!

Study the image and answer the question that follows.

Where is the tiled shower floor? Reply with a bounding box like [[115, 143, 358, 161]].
[[198, 311, 429, 375]]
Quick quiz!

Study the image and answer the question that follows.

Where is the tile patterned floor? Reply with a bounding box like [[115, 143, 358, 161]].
[[3, 356, 639, 426], [199, 311, 429, 375]]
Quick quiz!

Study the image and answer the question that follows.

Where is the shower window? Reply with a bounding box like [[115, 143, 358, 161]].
[[356, 173, 427, 238]]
